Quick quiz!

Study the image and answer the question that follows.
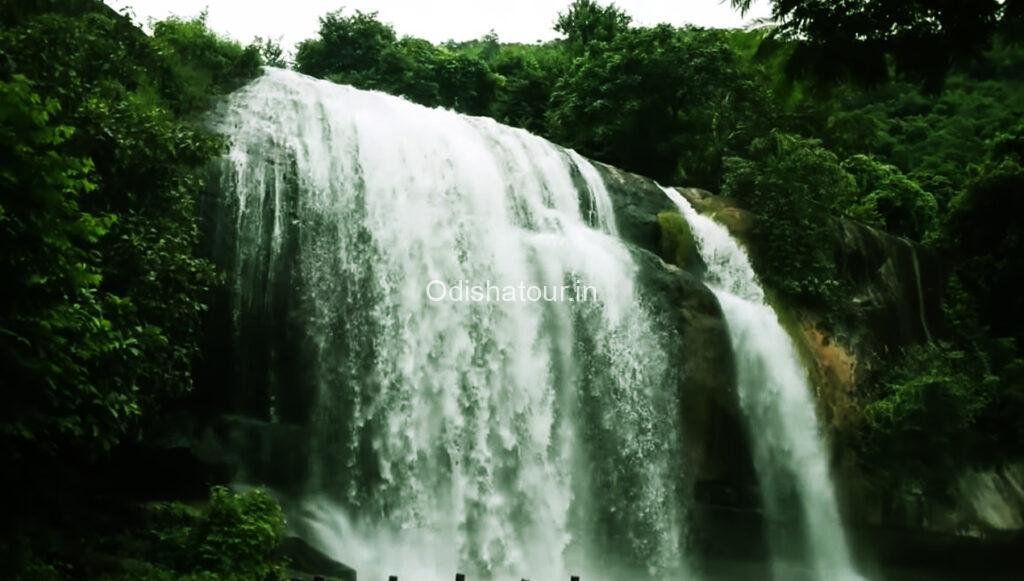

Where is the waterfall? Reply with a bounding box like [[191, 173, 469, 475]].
[[214, 68, 691, 580], [663, 188, 861, 580], [907, 241, 933, 343]]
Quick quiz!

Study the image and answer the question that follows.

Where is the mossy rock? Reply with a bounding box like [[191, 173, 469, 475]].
[[657, 210, 699, 271]]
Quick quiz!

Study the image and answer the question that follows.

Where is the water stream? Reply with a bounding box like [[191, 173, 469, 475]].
[[663, 187, 861, 581]]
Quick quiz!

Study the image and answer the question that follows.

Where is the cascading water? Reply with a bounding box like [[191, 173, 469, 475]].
[[213, 67, 691, 580], [663, 187, 861, 580]]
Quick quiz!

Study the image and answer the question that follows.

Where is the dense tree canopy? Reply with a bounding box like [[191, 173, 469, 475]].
[[842, 154, 938, 242], [732, 0, 1024, 86], [295, 9, 499, 115], [722, 131, 855, 303], [0, 4, 262, 464], [548, 25, 771, 186], [1, 3, 273, 575]]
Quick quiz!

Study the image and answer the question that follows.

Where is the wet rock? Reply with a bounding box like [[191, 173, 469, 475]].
[[278, 536, 357, 581], [595, 161, 678, 254]]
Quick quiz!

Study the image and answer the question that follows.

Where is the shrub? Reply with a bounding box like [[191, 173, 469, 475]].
[[0, 1, 260, 464], [0, 75, 132, 457], [150, 13, 262, 113], [842, 154, 939, 242], [722, 131, 854, 305], [148, 487, 287, 580]]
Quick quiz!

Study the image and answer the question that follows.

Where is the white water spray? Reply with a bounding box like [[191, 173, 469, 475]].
[[215, 68, 691, 580]]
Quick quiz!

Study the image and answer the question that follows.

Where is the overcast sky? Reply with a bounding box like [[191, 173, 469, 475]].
[[104, 0, 772, 51]]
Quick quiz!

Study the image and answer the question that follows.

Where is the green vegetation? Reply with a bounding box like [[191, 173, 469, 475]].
[[17, 486, 287, 580], [3, 0, 1024, 574], [722, 131, 854, 304], [0, 3, 251, 464], [144, 487, 287, 580], [730, 0, 1023, 87], [295, 10, 500, 115], [841, 154, 938, 242], [547, 24, 769, 186], [0, 1, 288, 577], [863, 342, 996, 490], [657, 211, 697, 270]]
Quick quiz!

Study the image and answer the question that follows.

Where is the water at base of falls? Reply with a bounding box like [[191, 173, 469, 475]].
[[663, 187, 863, 581], [215, 67, 692, 580]]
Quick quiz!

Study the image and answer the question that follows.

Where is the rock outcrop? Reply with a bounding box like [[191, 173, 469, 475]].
[[593, 165, 1024, 572]]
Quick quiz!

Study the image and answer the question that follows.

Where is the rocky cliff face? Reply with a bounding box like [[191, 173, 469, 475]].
[[189, 114, 1020, 574], [594, 165, 1024, 572], [595, 164, 753, 493]]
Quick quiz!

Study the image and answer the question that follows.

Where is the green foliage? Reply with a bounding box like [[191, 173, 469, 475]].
[[733, 0, 1023, 87], [554, 0, 632, 52], [862, 342, 996, 488], [150, 14, 262, 112], [0, 75, 134, 455], [489, 50, 557, 133], [943, 157, 1024, 349], [657, 211, 697, 269], [841, 154, 939, 242], [548, 25, 770, 186], [860, 315, 1024, 488], [295, 9, 397, 81], [295, 9, 498, 115], [11, 487, 289, 580], [0, 0, 259, 463], [430, 49, 498, 115], [252, 37, 287, 68], [722, 131, 854, 303], [290, 8, 771, 188], [148, 487, 287, 579], [198, 487, 286, 577], [848, 119, 1024, 486]]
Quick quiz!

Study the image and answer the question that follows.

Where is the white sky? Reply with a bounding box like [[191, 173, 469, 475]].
[[104, 0, 772, 51]]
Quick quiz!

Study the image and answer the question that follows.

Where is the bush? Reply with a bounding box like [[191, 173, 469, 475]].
[[862, 343, 995, 487], [842, 154, 939, 242], [722, 131, 854, 304], [148, 487, 287, 580], [150, 13, 262, 113], [0, 1, 262, 465], [0, 74, 132, 457]]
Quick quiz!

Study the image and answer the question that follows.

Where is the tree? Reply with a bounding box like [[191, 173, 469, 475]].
[[944, 158, 1024, 349], [554, 0, 632, 51], [295, 9, 397, 81], [732, 0, 1024, 86], [433, 50, 498, 115], [295, 9, 498, 115], [842, 154, 939, 242], [722, 131, 856, 303], [0, 2, 258, 463], [861, 342, 996, 491], [252, 36, 287, 68], [0, 75, 128, 457], [491, 50, 558, 133], [150, 13, 263, 111], [548, 25, 770, 186]]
